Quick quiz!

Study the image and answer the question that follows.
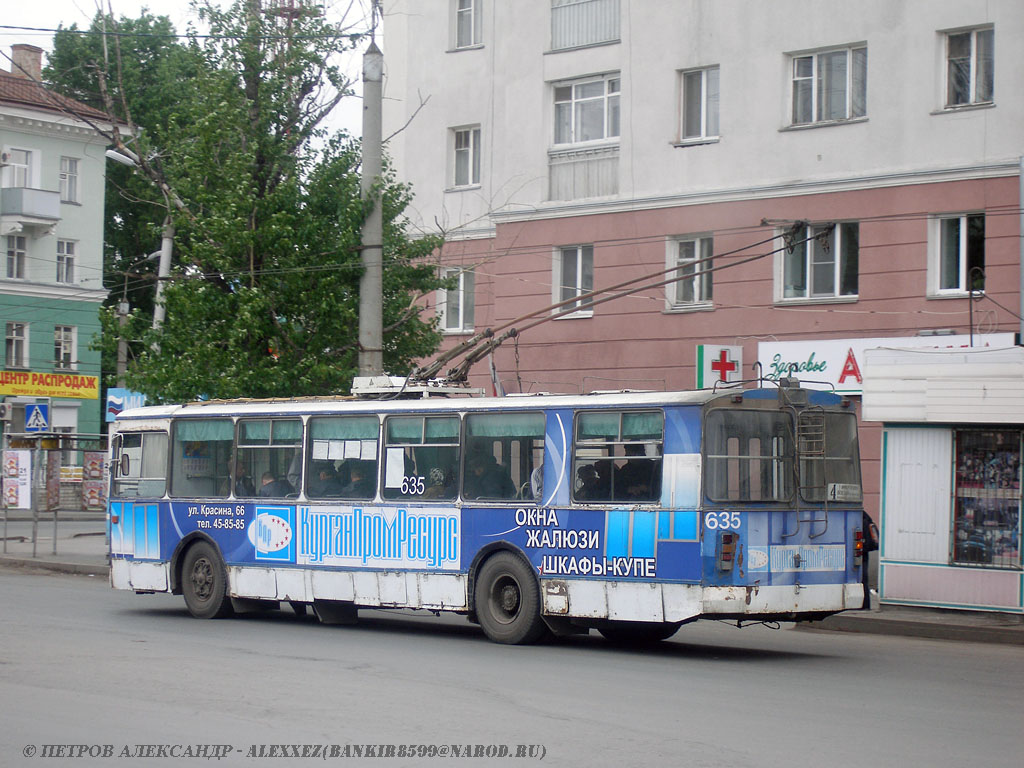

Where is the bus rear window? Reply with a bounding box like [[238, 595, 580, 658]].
[[704, 410, 794, 502], [799, 411, 862, 502]]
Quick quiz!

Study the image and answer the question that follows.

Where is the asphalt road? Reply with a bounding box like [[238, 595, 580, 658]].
[[1, 569, 1021, 768]]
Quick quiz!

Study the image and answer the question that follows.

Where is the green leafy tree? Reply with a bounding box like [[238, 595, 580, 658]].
[[46, 1, 444, 402], [44, 11, 204, 314]]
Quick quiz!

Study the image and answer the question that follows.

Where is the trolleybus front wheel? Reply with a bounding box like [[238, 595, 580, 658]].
[[475, 552, 546, 645], [181, 541, 233, 619]]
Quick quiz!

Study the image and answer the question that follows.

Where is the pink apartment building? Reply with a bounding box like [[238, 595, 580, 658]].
[[382, 1, 1024, 538]]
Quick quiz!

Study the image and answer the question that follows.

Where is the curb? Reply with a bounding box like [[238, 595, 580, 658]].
[[0, 555, 108, 578], [799, 612, 1024, 646]]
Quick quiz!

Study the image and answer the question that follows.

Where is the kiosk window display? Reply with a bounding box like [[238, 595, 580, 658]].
[[952, 430, 1022, 569]]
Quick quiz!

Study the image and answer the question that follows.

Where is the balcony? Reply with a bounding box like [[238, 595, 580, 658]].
[[0, 187, 61, 236], [548, 145, 619, 201]]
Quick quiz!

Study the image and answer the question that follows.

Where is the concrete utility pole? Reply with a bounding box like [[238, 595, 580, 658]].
[[116, 301, 129, 387], [358, 27, 385, 377], [151, 216, 174, 332]]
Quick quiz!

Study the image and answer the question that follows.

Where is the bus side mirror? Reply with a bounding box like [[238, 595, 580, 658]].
[[120, 454, 130, 477]]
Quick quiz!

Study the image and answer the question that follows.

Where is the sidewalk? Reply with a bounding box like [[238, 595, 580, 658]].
[[1, 512, 1022, 645], [0, 510, 109, 576]]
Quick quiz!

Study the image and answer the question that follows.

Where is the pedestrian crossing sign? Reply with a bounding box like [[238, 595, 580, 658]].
[[25, 404, 49, 432]]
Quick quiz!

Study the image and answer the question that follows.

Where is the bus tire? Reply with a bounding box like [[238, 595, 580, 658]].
[[181, 541, 233, 619], [598, 621, 680, 644], [475, 552, 546, 645]]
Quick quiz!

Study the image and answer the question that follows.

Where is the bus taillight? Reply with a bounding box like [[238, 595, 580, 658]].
[[853, 528, 864, 566], [717, 532, 738, 571]]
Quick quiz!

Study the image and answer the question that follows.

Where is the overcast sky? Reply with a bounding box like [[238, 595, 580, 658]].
[[0, 0, 372, 136]]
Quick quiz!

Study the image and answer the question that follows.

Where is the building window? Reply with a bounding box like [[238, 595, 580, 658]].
[[6, 235, 26, 279], [5, 322, 28, 369], [952, 430, 1021, 570], [54, 325, 76, 370], [59, 157, 79, 202], [451, 126, 481, 187], [791, 46, 867, 125], [932, 214, 985, 295], [667, 236, 713, 308], [554, 75, 620, 145], [781, 222, 859, 300], [56, 240, 75, 284], [551, 0, 620, 51], [555, 245, 594, 315], [6, 148, 31, 187], [439, 267, 475, 333], [453, 0, 481, 49], [946, 27, 994, 107], [680, 66, 719, 142]]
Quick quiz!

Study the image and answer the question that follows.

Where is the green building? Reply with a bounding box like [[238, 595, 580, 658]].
[[1, 44, 114, 440]]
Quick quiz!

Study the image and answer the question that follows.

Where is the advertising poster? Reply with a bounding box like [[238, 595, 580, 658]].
[[2, 450, 32, 510], [46, 451, 61, 511]]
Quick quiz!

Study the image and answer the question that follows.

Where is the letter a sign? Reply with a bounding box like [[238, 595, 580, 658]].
[[25, 404, 49, 432]]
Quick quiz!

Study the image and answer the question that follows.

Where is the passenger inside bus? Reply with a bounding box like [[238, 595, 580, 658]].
[[223, 458, 255, 498], [258, 472, 293, 498], [615, 444, 661, 501], [308, 463, 342, 497], [338, 460, 375, 498], [464, 451, 516, 500]]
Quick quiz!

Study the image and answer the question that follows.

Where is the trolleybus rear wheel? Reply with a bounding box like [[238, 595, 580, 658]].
[[475, 552, 546, 645], [182, 541, 233, 619]]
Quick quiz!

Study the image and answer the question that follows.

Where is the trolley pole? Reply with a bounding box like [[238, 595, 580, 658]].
[[358, 34, 385, 377]]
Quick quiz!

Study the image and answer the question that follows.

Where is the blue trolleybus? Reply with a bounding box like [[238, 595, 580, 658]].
[[108, 377, 866, 644]]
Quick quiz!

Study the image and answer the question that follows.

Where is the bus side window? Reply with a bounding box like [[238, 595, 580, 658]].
[[382, 415, 459, 502], [237, 419, 302, 498], [112, 432, 168, 499], [573, 410, 664, 503], [170, 419, 233, 498], [463, 412, 544, 503], [306, 416, 380, 500]]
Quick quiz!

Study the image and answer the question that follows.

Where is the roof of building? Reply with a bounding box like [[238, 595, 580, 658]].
[[0, 70, 114, 124]]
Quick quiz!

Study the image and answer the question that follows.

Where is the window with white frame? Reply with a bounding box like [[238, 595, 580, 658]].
[[5, 322, 28, 368], [6, 148, 31, 187], [56, 240, 75, 284], [438, 267, 475, 333], [555, 245, 594, 314], [54, 325, 76, 370], [554, 75, 620, 145], [680, 66, 720, 142], [945, 27, 994, 107], [931, 213, 985, 295], [453, 0, 481, 49], [781, 222, 859, 300], [6, 235, 26, 279], [791, 46, 867, 125], [59, 157, 79, 203], [667, 236, 713, 308], [451, 126, 481, 187], [551, 0, 620, 51]]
